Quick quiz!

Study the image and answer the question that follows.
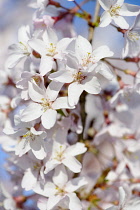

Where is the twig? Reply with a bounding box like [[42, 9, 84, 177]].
[[88, 0, 100, 43]]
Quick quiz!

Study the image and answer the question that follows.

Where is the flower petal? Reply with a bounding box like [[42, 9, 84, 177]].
[[99, 11, 112, 27], [113, 16, 129, 29], [39, 56, 54, 76], [21, 103, 43, 122], [68, 83, 83, 106], [41, 109, 57, 129], [65, 142, 87, 157], [49, 70, 73, 83], [62, 156, 82, 173], [83, 76, 101, 94]]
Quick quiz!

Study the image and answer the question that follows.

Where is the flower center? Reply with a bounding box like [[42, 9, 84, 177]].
[[22, 131, 35, 141], [32, 76, 42, 85], [54, 145, 65, 161], [109, 5, 121, 16], [46, 43, 57, 56], [19, 42, 30, 55], [127, 31, 140, 42], [41, 98, 52, 112], [73, 71, 86, 83], [82, 52, 93, 67], [55, 186, 65, 196]]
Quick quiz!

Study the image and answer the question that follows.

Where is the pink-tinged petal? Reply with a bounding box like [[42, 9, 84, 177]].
[[99, 11, 112, 27], [28, 81, 45, 102], [44, 159, 59, 174], [120, 3, 140, 16], [47, 195, 62, 210], [67, 193, 82, 210], [6, 53, 25, 69], [49, 70, 73, 83], [98, 0, 112, 10], [28, 39, 45, 55], [62, 156, 82, 173], [75, 35, 92, 59], [46, 81, 63, 101], [68, 83, 83, 106], [83, 76, 101, 94], [53, 97, 74, 110], [65, 142, 87, 157], [43, 28, 58, 45], [57, 38, 72, 51], [41, 109, 57, 129], [53, 165, 68, 188], [39, 56, 54, 76], [93, 45, 114, 61], [113, 16, 129, 29], [21, 103, 43, 122]]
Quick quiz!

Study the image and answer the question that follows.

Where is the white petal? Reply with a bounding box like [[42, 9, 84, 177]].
[[15, 138, 30, 157], [66, 177, 87, 193], [53, 97, 74, 109], [65, 142, 87, 157], [47, 195, 62, 210], [95, 62, 114, 80], [46, 81, 63, 101], [44, 159, 59, 174], [41, 109, 57, 129], [21, 168, 37, 190], [57, 38, 72, 51], [44, 28, 58, 45], [93, 45, 114, 61], [39, 56, 54, 76], [68, 83, 83, 106], [98, 0, 111, 10], [83, 76, 101, 94], [28, 39, 45, 55], [28, 81, 44, 102], [53, 165, 68, 188], [67, 193, 82, 210], [75, 35, 92, 60], [30, 139, 46, 160], [18, 25, 30, 43], [119, 187, 126, 207], [120, 3, 140, 16], [99, 11, 112, 27], [62, 156, 82, 173], [43, 182, 57, 196], [113, 16, 129, 29], [49, 70, 73, 83], [6, 53, 25, 69], [21, 103, 43, 122]]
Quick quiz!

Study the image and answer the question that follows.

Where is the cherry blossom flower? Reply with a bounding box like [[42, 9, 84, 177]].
[[44, 139, 87, 174], [99, 0, 140, 29], [28, 28, 72, 75], [123, 13, 140, 58], [21, 81, 74, 129], [35, 165, 87, 210], [6, 25, 31, 69]]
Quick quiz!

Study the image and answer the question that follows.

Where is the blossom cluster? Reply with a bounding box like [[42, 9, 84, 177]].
[[0, 0, 140, 209]]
